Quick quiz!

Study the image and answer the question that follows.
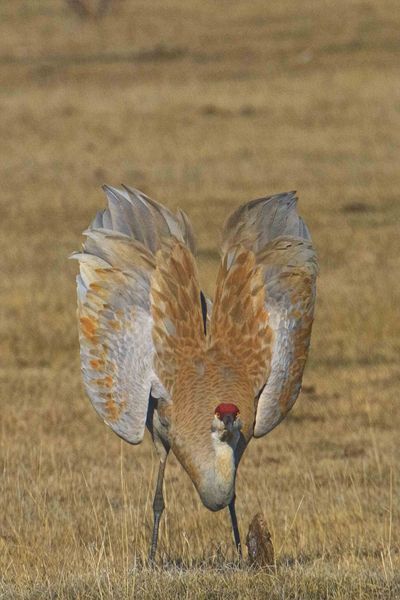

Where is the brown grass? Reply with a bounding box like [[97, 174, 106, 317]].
[[1, 1, 399, 598]]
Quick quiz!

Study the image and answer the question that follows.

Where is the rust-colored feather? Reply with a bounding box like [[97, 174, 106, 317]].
[[210, 245, 273, 396], [151, 239, 206, 393]]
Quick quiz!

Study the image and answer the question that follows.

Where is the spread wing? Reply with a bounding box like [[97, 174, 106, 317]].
[[71, 185, 196, 444], [221, 192, 318, 438]]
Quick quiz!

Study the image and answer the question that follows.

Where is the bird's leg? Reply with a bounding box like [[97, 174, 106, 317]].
[[229, 495, 242, 558], [149, 451, 168, 563]]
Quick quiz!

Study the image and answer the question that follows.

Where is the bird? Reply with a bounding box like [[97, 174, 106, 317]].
[[71, 185, 318, 561], [246, 512, 274, 568]]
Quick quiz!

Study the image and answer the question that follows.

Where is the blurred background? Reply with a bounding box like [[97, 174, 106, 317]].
[[1, 1, 399, 597]]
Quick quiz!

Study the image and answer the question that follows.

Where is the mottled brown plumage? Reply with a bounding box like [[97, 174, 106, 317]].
[[71, 186, 317, 560], [246, 513, 275, 568]]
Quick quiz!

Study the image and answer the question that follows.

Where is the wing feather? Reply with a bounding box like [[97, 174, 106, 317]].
[[209, 245, 273, 395], [221, 192, 318, 438], [71, 185, 194, 443], [254, 237, 317, 436], [151, 239, 205, 393]]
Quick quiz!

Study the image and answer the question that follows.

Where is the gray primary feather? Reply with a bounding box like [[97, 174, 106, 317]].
[[222, 191, 310, 254], [71, 185, 194, 444]]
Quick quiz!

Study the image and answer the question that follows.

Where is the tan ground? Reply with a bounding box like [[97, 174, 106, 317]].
[[1, 1, 399, 598]]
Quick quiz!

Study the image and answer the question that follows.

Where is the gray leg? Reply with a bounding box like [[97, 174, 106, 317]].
[[149, 453, 168, 562], [229, 495, 242, 557]]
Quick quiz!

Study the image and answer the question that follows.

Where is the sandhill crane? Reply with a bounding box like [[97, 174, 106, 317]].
[[71, 186, 317, 561]]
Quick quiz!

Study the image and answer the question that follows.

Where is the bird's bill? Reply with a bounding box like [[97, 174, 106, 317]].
[[222, 414, 235, 432]]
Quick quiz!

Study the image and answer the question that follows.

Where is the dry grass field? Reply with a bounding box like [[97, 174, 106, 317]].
[[1, 1, 399, 598]]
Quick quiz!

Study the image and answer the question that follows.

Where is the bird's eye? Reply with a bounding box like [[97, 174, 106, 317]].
[[234, 411, 240, 420], [215, 412, 220, 419]]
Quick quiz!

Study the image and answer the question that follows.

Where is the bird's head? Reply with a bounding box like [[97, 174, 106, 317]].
[[211, 403, 242, 444]]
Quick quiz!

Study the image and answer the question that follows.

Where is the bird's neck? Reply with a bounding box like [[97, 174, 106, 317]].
[[212, 436, 236, 490], [195, 433, 238, 510], [170, 428, 239, 511]]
